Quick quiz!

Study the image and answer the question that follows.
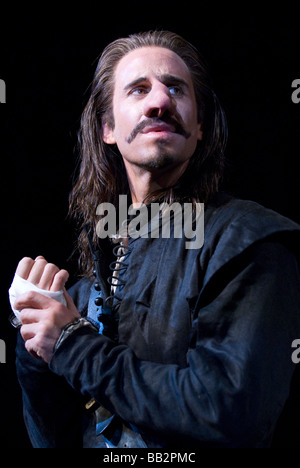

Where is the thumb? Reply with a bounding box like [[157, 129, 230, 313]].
[[63, 287, 78, 312]]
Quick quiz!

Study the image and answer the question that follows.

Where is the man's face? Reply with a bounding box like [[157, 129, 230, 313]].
[[103, 46, 203, 173]]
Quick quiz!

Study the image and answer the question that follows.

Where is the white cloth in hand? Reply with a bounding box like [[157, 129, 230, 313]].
[[8, 274, 67, 326]]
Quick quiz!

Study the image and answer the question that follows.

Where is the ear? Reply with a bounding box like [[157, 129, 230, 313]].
[[197, 123, 203, 141], [102, 122, 116, 145]]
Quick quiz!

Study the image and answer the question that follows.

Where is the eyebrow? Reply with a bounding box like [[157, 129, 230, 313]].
[[124, 77, 147, 91], [123, 74, 189, 92]]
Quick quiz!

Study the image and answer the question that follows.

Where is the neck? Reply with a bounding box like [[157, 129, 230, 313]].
[[124, 160, 189, 204]]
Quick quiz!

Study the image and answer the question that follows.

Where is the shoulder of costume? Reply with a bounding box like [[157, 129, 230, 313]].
[[202, 192, 300, 281]]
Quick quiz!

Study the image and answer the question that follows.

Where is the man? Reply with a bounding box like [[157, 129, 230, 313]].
[[10, 31, 300, 448]]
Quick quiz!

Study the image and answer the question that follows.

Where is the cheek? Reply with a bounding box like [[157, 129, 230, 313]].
[[179, 99, 198, 126], [113, 107, 136, 143]]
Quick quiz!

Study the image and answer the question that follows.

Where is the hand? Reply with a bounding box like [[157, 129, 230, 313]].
[[14, 256, 80, 363], [15, 255, 69, 292]]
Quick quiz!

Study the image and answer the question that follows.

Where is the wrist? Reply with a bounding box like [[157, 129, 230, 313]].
[[54, 317, 97, 352]]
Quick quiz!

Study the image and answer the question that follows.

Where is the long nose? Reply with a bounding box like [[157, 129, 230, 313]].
[[143, 82, 175, 118]]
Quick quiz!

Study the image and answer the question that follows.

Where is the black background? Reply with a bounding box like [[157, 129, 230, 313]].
[[0, 2, 299, 448]]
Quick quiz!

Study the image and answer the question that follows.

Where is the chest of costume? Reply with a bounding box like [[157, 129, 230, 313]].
[[109, 236, 202, 366]]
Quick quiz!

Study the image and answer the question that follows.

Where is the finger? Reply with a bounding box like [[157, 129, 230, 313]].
[[16, 257, 35, 279], [19, 308, 42, 324], [50, 269, 69, 292], [34, 255, 46, 262], [27, 257, 48, 284], [14, 290, 51, 312], [38, 263, 60, 290], [20, 322, 38, 341], [24, 337, 43, 360]]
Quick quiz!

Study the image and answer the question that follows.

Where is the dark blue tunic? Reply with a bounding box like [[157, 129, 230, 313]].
[[16, 194, 300, 447]]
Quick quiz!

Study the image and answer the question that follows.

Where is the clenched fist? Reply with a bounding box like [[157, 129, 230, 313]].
[[14, 256, 80, 363]]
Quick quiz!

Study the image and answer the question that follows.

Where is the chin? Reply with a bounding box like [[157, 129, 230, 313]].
[[142, 154, 175, 170]]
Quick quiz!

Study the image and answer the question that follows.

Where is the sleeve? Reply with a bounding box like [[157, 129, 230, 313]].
[[16, 334, 85, 447], [15, 278, 92, 448], [49, 241, 300, 448]]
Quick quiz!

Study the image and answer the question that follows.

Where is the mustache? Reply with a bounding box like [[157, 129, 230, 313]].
[[126, 116, 191, 144]]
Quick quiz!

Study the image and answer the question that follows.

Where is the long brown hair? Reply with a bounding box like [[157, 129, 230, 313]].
[[69, 30, 228, 275]]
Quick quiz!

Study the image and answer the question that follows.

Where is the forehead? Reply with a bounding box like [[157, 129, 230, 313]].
[[114, 46, 193, 88]]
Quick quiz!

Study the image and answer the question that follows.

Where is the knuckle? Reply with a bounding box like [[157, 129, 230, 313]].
[[39, 322, 48, 336], [24, 290, 37, 302], [54, 302, 65, 315], [22, 256, 33, 263], [45, 262, 59, 271], [44, 301, 64, 321], [56, 269, 69, 279], [17, 256, 33, 268], [35, 255, 46, 261], [35, 257, 47, 264], [19, 309, 27, 321]]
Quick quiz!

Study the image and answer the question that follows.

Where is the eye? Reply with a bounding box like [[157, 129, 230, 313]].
[[131, 87, 149, 96], [168, 85, 184, 96]]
